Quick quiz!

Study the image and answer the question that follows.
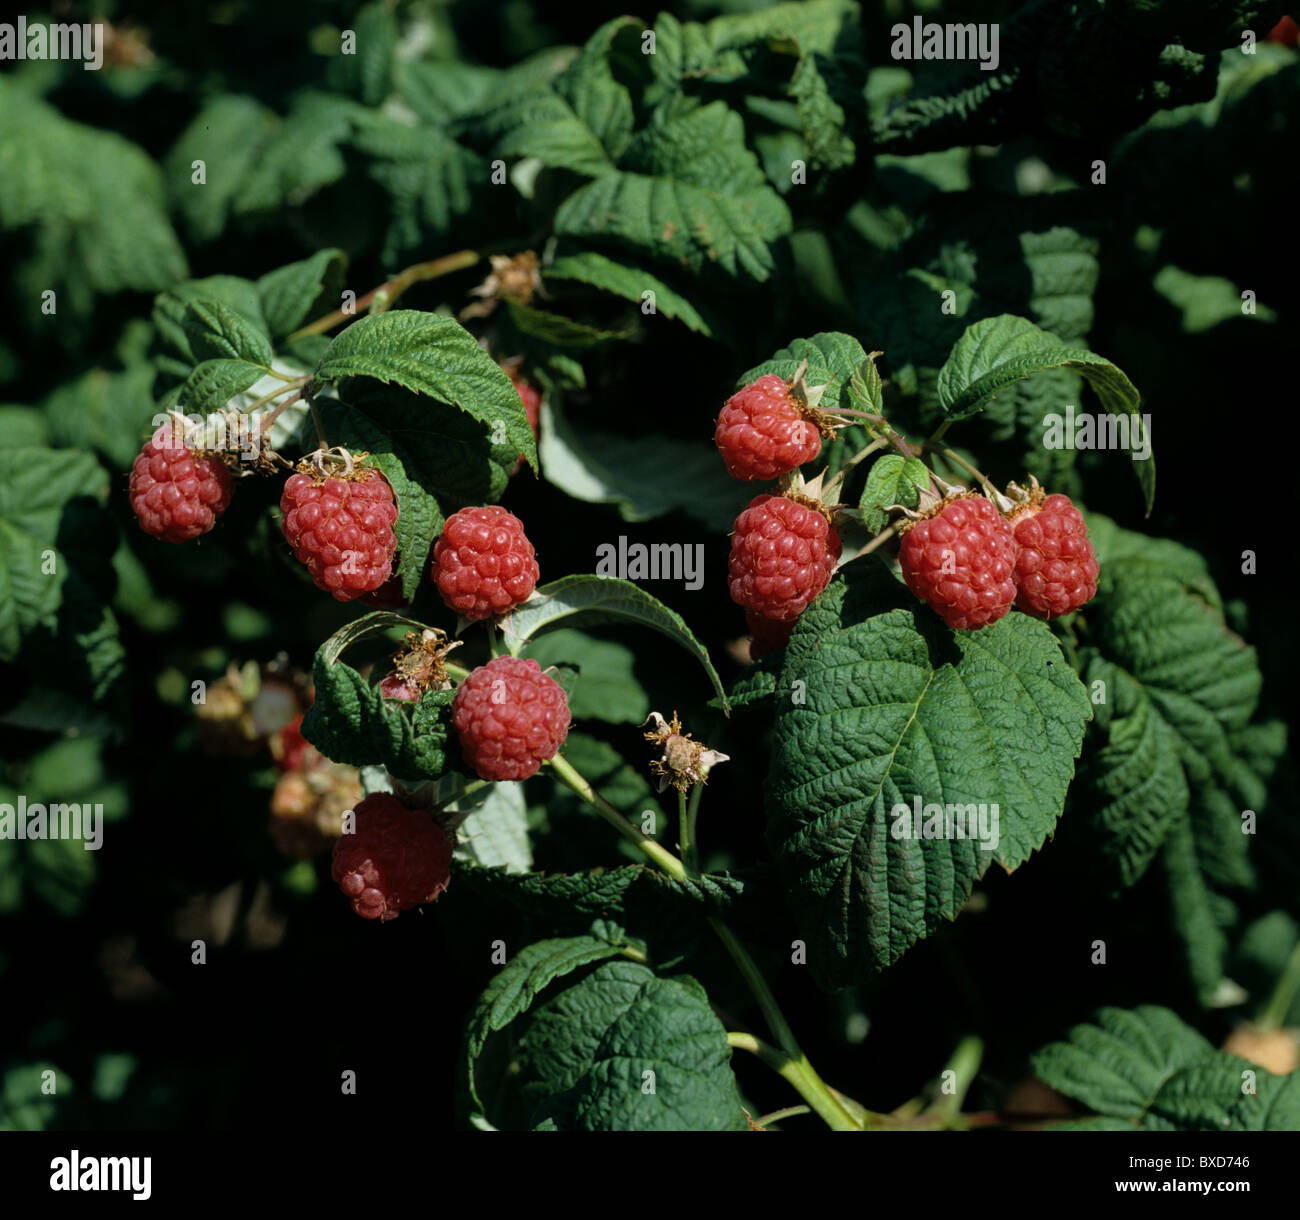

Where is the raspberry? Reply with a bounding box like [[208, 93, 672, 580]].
[[727, 494, 841, 623], [715, 375, 824, 481], [898, 494, 1017, 630], [452, 656, 570, 781], [745, 610, 794, 661], [1267, 15, 1299, 47], [1008, 492, 1099, 619], [431, 505, 539, 620], [128, 424, 234, 543], [280, 467, 398, 601], [509, 371, 542, 476], [330, 794, 453, 921], [272, 713, 312, 773]]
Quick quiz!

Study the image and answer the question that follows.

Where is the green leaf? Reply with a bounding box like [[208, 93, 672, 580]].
[[327, 3, 398, 107], [858, 454, 930, 533], [935, 315, 1152, 512], [256, 249, 347, 340], [0, 448, 111, 662], [522, 629, 651, 724], [538, 397, 750, 533], [1032, 1005, 1300, 1131], [500, 575, 728, 711], [452, 782, 532, 875], [461, 932, 627, 1121], [335, 378, 514, 511], [740, 332, 872, 414], [1078, 515, 1278, 1000], [164, 95, 279, 242], [170, 359, 268, 415], [0, 81, 187, 310], [545, 250, 713, 335], [300, 612, 453, 779], [315, 311, 537, 473], [504, 300, 631, 348], [523, 961, 748, 1131], [556, 103, 791, 282], [766, 562, 1091, 987], [315, 399, 442, 603]]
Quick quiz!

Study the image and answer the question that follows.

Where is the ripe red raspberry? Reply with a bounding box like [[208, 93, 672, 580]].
[[431, 505, 539, 620], [728, 494, 841, 623], [509, 371, 542, 476], [331, 794, 453, 921], [128, 423, 234, 543], [1008, 492, 1099, 619], [898, 494, 1017, 630], [715, 375, 824, 481], [452, 656, 569, 781], [746, 610, 794, 661], [280, 467, 398, 601]]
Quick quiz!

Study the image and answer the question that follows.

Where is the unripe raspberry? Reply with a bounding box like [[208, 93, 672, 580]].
[[280, 467, 398, 601], [898, 494, 1017, 630], [509, 371, 542, 476], [728, 494, 841, 623], [330, 794, 452, 921], [715, 375, 823, 481], [431, 505, 538, 620], [1008, 492, 1099, 619], [129, 423, 234, 542], [452, 656, 570, 781]]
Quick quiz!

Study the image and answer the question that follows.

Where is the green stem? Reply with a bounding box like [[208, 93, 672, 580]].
[[485, 621, 504, 659], [1261, 940, 1300, 1031], [551, 751, 863, 1132], [726, 1033, 862, 1132], [926, 1035, 984, 1127], [678, 789, 691, 873], [753, 1104, 812, 1128], [711, 922, 862, 1130], [685, 781, 704, 876], [545, 753, 688, 879]]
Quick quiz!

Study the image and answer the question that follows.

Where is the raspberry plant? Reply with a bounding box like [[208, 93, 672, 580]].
[[2, 0, 1296, 1139]]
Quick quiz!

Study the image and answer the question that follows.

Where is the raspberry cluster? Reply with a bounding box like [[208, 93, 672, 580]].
[[280, 468, 398, 601], [727, 493, 842, 624], [451, 656, 570, 781], [431, 505, 539, 620], [129, 424, 234, 543], [715, 375, 823, 481], [331, 794, 453, 921]]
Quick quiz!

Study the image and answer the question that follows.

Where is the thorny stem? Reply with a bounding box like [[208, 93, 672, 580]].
[[685, 777, 705, 876], [287, 249, 480, 341], [547, 751, 864, 1131]]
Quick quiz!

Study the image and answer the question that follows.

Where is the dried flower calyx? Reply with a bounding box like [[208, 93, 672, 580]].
[[642, 711, 730, 793]]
